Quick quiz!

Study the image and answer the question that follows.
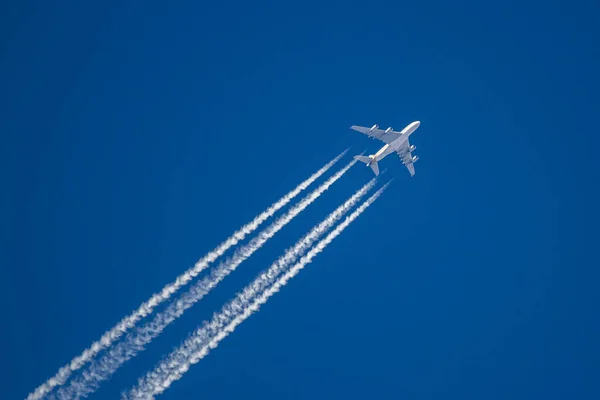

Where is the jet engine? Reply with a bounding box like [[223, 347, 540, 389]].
[[409, 145, 416, 152], [369, 124, 379, 132], [385, 127, 393, 133], [412, 155, 419, 162]]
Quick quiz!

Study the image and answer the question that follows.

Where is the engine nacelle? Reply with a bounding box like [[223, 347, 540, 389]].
[[369, 124, 379, 132], [409, 145, 416, 152], [385, 127, 393, 134], [412, 155, 419, 162]]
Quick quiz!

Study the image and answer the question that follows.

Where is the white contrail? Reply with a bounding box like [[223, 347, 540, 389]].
[[26, 150, 347, 400], [125, 182, 390, 399], [52, 157, 359, 400]]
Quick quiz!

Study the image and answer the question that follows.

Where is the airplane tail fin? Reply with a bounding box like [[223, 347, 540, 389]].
[[353, 155, 379, 176]]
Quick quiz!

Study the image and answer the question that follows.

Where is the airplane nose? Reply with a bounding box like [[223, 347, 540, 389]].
[[414, 121, 420, 127]]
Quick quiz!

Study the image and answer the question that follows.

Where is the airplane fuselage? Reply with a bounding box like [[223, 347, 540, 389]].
[[369, 121, 420, 164]]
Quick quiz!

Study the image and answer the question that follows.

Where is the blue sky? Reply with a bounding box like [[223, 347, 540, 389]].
[[2, 0, 599, 399]]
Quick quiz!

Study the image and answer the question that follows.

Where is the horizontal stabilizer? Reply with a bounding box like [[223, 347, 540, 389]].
[[354, 155, 372, 164], [370, 160, 379, 176], [353, 155, 379, 176]]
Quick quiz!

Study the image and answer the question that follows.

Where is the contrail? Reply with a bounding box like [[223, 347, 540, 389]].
[[125, 182, 390, 399], [52, 157, 359, 399], [26, 150, 347, 400]]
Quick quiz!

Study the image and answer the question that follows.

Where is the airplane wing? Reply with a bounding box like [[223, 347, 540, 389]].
[[350, 125, 400, 144], [396, 138, 416, 177]]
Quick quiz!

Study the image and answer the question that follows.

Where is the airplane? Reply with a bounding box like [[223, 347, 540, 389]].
[[351, 120, 420, 177]]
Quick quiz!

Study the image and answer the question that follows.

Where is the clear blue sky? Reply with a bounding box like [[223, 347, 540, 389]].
[[2, 1, 599, 399]]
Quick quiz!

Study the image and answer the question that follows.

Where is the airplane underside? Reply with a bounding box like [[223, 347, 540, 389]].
[[350, 120, 420, 177]]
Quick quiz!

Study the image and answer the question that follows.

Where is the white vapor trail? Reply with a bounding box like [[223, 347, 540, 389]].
[[52, 157, 359, 400], [125, 181, 390, 399], [27, 150, 347, 400]]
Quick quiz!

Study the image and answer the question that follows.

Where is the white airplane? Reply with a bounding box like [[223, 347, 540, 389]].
[[351, 120, 421, 176]]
